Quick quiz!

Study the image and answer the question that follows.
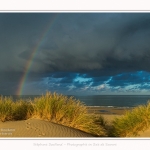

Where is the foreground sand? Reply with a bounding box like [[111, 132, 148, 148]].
[[0, 106, 150, 137], [0, 118, 94, 137]]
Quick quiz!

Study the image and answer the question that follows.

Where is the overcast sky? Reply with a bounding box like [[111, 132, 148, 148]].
[[1, 13, 150, 95]]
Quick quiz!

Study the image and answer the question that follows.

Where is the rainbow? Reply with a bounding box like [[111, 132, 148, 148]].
[[16, 14, 59, 96]]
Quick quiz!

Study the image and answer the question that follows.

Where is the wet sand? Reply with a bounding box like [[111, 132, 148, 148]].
[[87, 106, 133, 115]]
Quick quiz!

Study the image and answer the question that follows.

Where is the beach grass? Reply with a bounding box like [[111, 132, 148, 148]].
[[31, 92, 106, 136], [0, 96, 33, 121], [111, 101, 150, 137], [0, 96, 13, 122], [12, 99, 33, 120], [1, 93, 150, 137], [0, 92, 107, 137]]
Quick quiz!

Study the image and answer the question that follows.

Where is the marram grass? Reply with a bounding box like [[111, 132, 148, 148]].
[[111, 101, 150, 137], [31, 92, 106, 136], [0, 96, 33, 121], [0, 96, 13, 122], [0, 92, 107, 137], [1, 93, 150, 137]]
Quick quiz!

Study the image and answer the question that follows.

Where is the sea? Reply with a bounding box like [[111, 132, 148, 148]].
[[74, 95, 150, 108], [2, 95, 150, 108]]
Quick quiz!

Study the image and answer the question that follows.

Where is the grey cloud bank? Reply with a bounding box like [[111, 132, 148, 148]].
[[0, 13, 150, 95]]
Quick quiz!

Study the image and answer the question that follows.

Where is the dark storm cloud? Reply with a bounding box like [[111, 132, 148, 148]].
[[1, 13, 150, 94], [0, 13, 148, 76], [19, 13, 150, 75], [51, 72, 77, 78], [0, 13, 57, 73]]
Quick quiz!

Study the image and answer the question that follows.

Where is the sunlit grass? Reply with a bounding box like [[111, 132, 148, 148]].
[[32, 92, 106, 136], [0, 92, 107, 136], [12, 99, 33, 120], [2, 93, 150, 137], [111, 101, 150, 137], [0, 96, 33, 121], [0, 96, 13, 122]]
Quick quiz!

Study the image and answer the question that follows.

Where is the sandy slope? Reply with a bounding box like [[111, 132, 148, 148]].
[[0, 118, 94, 137], [1, 106, 150, 138]]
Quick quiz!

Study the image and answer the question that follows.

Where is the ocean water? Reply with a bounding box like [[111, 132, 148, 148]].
[[73, 95, 150, 108], [3, 95, 150, 108]]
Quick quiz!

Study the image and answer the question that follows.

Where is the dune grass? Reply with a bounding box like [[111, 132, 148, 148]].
[[0, 96, 13, 122], [12, 99, 33, 120], [31, 92, 106, 136], [0, 92, 107, 137], [111, 101, 150, 137], [2, 93, 150, 137], [0, 96, 33, 122]]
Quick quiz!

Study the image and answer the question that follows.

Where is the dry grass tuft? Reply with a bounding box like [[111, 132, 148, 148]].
[[111, 101, 150, 137], [0, 92, 107, 136]]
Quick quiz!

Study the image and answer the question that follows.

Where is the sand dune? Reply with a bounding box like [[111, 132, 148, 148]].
[[1, 106, 150, 138], [0, 118, 94, 137], [137, 128, 150, 137]]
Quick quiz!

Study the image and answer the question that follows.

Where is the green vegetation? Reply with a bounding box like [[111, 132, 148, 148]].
[[0, 92, 107, 137], [0, 96, 33, 122], [2, 92, 150, 137], [111, 101, 150, 137], [0, 96, 13, 122], [31, 92, 106, 136]]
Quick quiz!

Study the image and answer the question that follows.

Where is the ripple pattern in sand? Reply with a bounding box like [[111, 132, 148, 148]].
[[0, 119, 94, 137]]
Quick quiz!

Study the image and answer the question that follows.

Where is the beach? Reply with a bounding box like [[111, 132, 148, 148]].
[[0, 106, 150, 138], [0, 118, 94, 137], [87, 106, 133, 115]]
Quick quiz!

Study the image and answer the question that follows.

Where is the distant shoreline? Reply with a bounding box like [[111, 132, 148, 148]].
[[87, 106, 133, 115]]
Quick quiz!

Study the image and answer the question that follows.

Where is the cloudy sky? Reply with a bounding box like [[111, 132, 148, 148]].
[[1, 13, 150, 95]]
